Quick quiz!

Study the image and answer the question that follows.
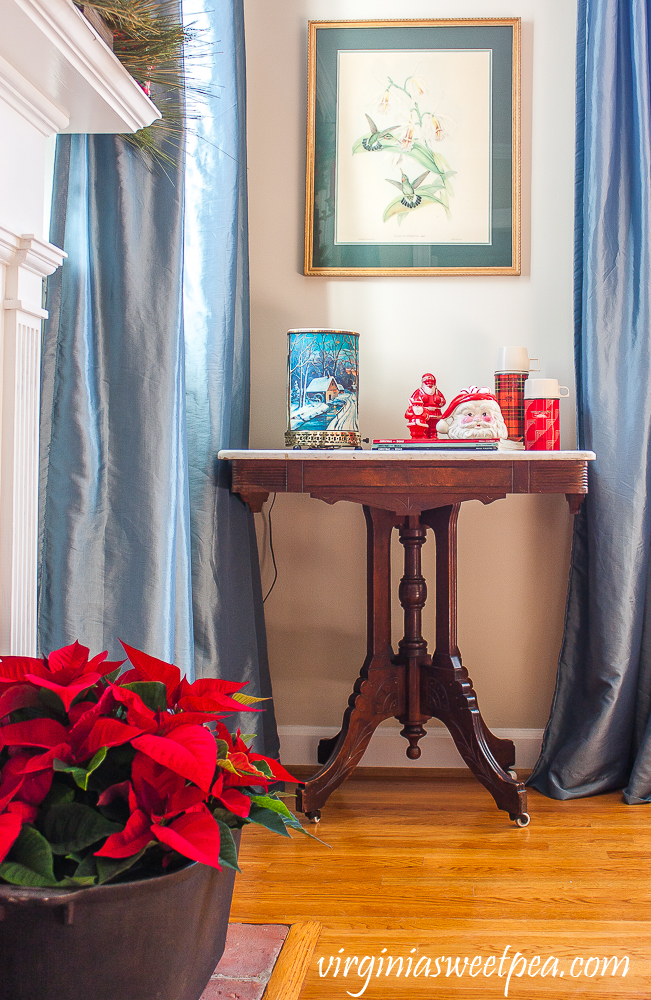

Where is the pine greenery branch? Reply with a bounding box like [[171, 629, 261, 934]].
[[77, 0, 205, 169], [79, 0, 191, 82], [79, 0, 189, 44]]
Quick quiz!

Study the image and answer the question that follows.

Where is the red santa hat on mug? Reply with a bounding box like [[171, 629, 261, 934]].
[[439, 385, 497, 422]]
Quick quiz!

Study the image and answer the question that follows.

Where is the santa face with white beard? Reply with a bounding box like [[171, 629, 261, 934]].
[[436, 392, 508, 440]]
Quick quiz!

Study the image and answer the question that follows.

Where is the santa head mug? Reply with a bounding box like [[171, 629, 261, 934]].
[[436, 386, 508, 440]]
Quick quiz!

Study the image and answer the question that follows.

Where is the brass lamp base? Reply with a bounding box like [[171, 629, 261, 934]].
[[285, 430, 361, 449]]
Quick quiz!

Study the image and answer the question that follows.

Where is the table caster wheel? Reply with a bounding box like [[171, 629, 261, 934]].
[[508, 769, 518, 780], [510, 812, 530, 827], [306, 810, 321, 823]]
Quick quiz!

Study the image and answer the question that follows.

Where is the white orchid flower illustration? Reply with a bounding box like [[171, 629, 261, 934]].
[[397, 112, 419, 151], [421, 111, 449, 143], [373, 85, 410, 119], [407, 76, 427, 97]]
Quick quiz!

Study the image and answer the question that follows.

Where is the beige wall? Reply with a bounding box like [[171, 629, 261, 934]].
[[244, 0, 578, 733]]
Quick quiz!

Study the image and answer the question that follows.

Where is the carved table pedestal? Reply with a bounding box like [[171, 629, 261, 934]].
[[219, 449, 594, 826]]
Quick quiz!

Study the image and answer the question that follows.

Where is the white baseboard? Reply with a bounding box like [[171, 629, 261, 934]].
[[277, 725, 544, 770]]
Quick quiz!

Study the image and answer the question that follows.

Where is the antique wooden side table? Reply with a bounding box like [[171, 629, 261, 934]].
[[219, 449, 595, 827]]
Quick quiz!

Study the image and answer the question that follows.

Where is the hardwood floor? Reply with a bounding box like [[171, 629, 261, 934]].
[[230, 775, 651, 998]]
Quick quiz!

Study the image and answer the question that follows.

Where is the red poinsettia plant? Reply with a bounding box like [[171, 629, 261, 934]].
[[0, 641, 308, 888]]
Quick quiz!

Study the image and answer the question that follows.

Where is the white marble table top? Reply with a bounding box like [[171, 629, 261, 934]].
[[219, 449, 596, 463]]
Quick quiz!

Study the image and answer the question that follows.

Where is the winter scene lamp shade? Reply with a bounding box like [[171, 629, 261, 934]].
[[285, 329, 361, 448]]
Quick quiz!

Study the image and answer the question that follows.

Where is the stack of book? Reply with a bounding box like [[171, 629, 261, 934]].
[[371, 438, 523, 452]]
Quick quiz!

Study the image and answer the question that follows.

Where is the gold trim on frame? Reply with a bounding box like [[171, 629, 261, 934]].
[[304, 18, 521, 277]]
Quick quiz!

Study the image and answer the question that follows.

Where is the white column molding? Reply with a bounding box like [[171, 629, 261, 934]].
[[0, 227, 65, 654]]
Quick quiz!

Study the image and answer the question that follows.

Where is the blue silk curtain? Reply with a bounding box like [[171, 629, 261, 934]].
[[40, 0, 278, 754], [529, 0, 651, 801], [182, 0, 278, 754]]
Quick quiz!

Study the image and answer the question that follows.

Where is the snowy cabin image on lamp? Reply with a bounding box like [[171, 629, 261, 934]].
[[285, 329, 360, 448]]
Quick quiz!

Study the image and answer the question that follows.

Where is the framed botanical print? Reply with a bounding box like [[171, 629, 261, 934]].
[[304, 19, 520, 276]]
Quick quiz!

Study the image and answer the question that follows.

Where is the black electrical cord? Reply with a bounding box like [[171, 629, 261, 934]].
[[262, 493, 278, 603]]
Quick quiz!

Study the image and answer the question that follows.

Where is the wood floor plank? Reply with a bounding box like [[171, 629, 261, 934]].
[[231, 779, 651, 997], [264, 921, 322, 1000]]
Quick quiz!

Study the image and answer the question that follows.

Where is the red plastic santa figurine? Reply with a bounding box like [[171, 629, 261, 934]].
[[404, 373, 446, 439]]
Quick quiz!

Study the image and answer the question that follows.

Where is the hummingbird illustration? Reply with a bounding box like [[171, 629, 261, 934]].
[[385, 169, 430, 208], [361, 114, 400, 151]]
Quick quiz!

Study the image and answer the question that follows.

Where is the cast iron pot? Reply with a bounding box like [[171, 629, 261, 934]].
[[0, 831, 239, 1000]]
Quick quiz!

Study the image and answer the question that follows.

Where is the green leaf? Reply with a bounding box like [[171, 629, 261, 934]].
[[121, 681, 167, 712], [249, 795, 329, 845], [250, 794, 307, 833], [216, 820, 241, 872], [2, 825, 57, 884], [251, 760, 273, 778], [247, 804, 291, 838], [41, 781, 75, 810], [44, 802, 123, 854], [215, 739, 230, 761], [395, 142, 438, 174], [104, 667, 122, 684], [383, 190, 451, 224], [59, 875, 97, 887], [54, 747, 108, 790], [95, 845, 152, 884], [432, 151, 452, 174], [236, 733, 256, 746], [232, 693, 270, 705], [0, 856, 95, 887], [74, 853, 99, 879], [210, 806, 243, 830], [36, 687, 67, 717], [68, 685, 97, 709], [418, 186, 450, 206], [0, 862, 59, 887], [250, 793, 296, 820], [383, 196, 408, 222], [88, 743, 135, 793], [394, 144, 455, 184], [417, 178, 446, 194], [215, 757, 242, 776], [0, 827, 101, 888]]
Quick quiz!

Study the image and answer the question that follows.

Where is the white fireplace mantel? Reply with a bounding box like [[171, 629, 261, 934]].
[[0, 0, 160, 655], [0, 0, 161, 135]]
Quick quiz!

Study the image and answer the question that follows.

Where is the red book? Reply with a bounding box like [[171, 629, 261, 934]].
[[372, 438, 501, 445]]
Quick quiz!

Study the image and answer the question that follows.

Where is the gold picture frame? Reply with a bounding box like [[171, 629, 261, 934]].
[[304, 18, 521, 276]]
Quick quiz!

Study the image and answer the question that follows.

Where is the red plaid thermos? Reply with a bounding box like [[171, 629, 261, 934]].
[[494, 347, 539, 442], [524, 379, 570, 450]]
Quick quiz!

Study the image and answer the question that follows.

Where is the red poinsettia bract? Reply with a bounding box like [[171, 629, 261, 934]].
[[0, 641, 303, 883]]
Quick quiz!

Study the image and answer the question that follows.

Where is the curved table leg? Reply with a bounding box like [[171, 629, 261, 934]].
[[424, 661, 526, 819], [422, 504, 528, 822], [480, 719, 516, 772], [296, 506, 405, 817]]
